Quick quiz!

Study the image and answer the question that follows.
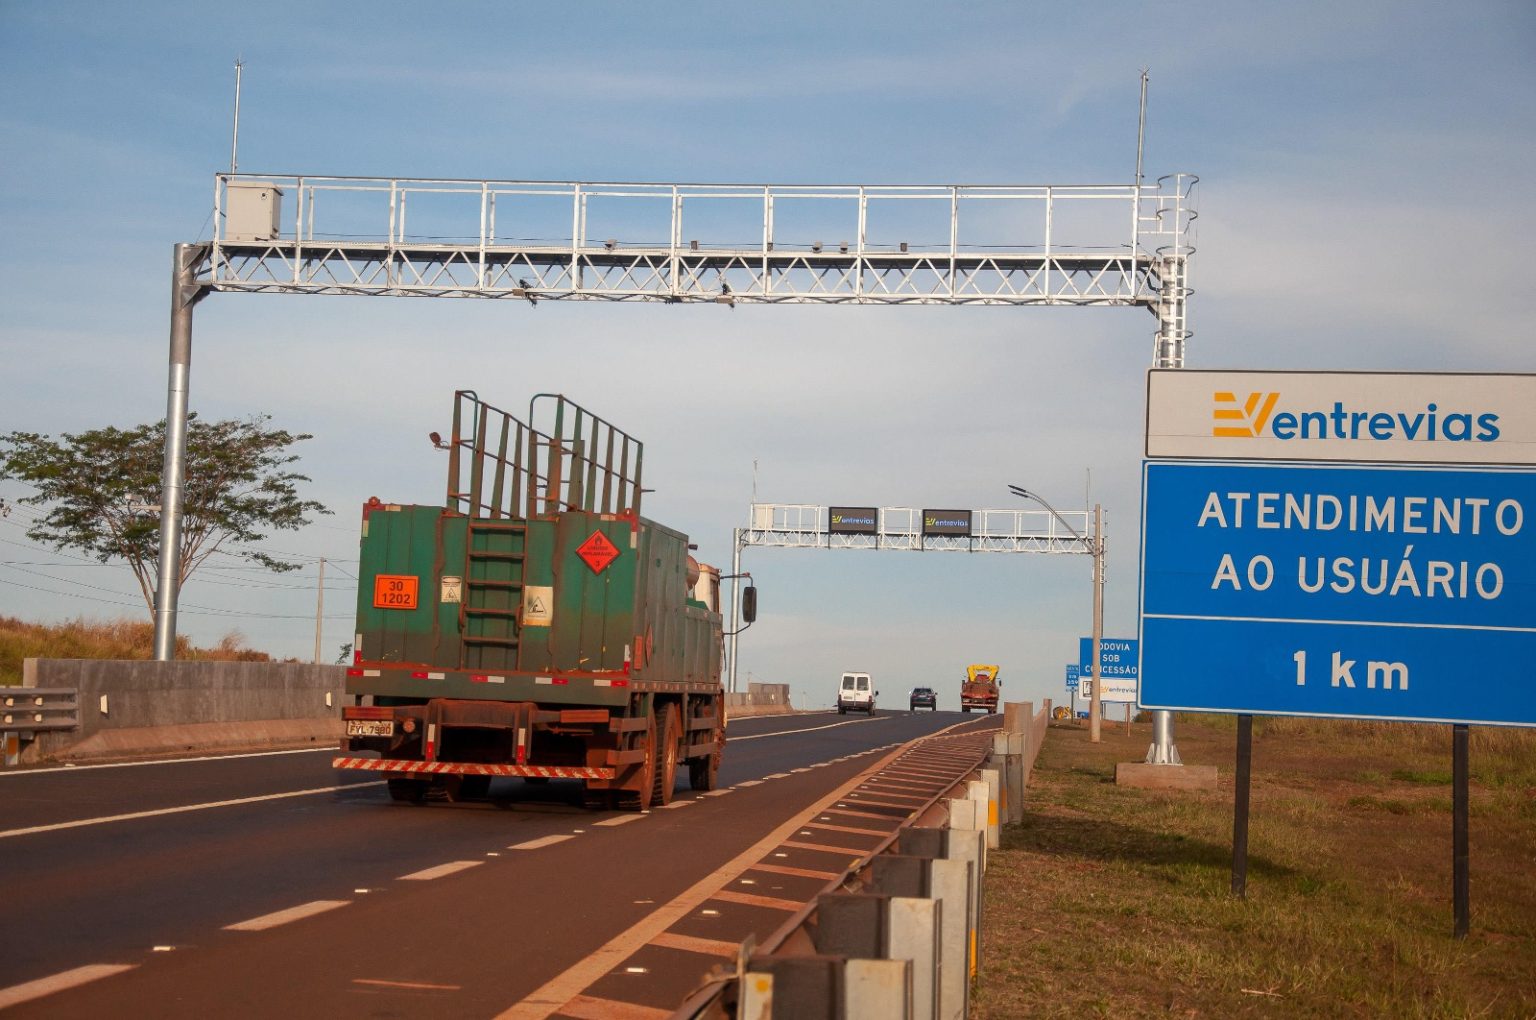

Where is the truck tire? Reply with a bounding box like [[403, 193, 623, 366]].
[[651, 704, 681, 807], [616, 709, 657, 812], [689, 719, 723, 791], [962, 706, 971, 713]]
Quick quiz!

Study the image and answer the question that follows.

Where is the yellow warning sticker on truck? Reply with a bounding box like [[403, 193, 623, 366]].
[[372, 574, 419, 610]]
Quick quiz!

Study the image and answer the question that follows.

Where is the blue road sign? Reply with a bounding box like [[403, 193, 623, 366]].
[[1079, 637, 1139, 679], [1065, 664, 1080, 689], [1139, 461, 1536, 726]]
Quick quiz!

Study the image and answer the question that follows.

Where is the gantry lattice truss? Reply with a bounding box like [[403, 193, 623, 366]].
[[196, 173, 1196, 363], [739, 504, 1100, 555]]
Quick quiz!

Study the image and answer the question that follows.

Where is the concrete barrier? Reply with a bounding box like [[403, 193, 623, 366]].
[[13, 659, 345, 764], [9, 662, 794, 764]]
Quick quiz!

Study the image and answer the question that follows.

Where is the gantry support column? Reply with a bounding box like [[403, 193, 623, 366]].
[[152, 243, 208, 661], [1146, 250, 1189, 764]]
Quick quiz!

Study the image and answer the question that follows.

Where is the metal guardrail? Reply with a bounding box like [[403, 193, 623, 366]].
[[1, 688, 79, 732], [2, 687, 80, 767]]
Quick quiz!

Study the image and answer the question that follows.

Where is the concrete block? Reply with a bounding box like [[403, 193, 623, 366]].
[[739, 970, 774, 1020], [1115, 762, 1220, 791], [889, 896, 940, 1020], [928, 857, 972, 1020], [845, 959, 910, 1020]]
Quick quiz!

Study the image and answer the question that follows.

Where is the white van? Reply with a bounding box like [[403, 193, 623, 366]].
[[837, 672, 878, 715]]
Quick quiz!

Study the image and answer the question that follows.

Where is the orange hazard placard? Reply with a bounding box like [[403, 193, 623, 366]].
[[576, 531, 621, 574], [372, 574, 419, 610]]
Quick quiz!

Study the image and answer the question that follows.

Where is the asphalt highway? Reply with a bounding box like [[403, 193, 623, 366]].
[[0, 709, 989, 1018]]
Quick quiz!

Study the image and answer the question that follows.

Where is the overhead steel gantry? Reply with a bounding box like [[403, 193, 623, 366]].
[[189, 172, 1195, 358], [153, 169, 1196, 763]]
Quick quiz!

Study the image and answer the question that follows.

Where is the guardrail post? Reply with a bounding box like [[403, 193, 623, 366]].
[[978, 770, 1001, 849]]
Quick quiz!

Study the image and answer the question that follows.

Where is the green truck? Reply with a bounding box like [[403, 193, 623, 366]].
[[333, 391, 752, 809]]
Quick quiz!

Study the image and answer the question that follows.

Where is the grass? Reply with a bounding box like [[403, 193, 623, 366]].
[[975, 715, 1536, 1019], [0, 615, 279, 684]]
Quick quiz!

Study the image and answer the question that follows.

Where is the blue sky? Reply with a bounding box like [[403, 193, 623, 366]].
[[2, 2, 1533, 711]]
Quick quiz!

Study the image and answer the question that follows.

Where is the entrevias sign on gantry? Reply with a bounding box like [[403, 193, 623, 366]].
[[1146, 370, 1536, 465]]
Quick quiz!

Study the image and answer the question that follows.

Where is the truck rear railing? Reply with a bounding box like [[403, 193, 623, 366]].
[[445, 390, 643, 521]]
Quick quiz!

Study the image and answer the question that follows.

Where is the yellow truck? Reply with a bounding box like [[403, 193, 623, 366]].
[[961, 664, 1001, 714]]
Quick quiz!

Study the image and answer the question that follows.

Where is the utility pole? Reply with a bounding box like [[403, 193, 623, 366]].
[[313, 557, 325, 664]]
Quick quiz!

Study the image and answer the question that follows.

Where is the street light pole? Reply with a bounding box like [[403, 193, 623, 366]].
[[1009, 485, 1105, 743], [1091, 502, 1104, 744]]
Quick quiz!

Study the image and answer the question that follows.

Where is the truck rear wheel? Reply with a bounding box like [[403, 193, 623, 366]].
[[651, 704, 680, 807], [689, 722, 722, 791], [616, 709, 657, 812]]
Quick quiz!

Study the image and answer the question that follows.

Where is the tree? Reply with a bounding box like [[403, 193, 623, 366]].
[[0, 415, 331, 618]]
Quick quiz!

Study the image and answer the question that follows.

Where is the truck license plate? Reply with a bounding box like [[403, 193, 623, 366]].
[[346, 720, 394, 738]]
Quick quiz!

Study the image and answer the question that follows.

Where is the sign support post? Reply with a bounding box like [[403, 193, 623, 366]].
[[1231, 714, 1253, 897], [1453, 724, 1469, 939]]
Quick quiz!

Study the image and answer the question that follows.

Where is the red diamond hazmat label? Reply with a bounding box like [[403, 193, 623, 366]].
[[576, 531, 621, 573]]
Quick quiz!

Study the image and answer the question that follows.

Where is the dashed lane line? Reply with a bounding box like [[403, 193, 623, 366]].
[[225, 899, 351, 932], [593, 813, 645, 827], [509, 834, 576, 851], [399, 860, 484, 880], [0, 782, 386, 840], [0, 964, 139, 1011]]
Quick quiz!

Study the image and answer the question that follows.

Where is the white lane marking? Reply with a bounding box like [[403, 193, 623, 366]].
[[0, 964, 138, 1010], [354, 978, 462, 991], [660, 800, 694, 809], [508, 834, 575, 851], [593, 814, 644, 827], [0, 782, 386, 840], [735, 780, 764, 787], [701, 789, 734, 797], [400, 860, 484, 880], [225, 899, 350, 931], [0, 746, 339, 777], [765, 773, 790, 779], [724, 717, 886, 741]]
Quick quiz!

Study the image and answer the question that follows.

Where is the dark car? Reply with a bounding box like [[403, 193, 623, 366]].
[[909, 686, 937, 711]]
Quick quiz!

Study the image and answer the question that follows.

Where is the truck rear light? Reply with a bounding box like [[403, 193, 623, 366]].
[[353, 649, 363, 665], [346, 668, 363, 677]]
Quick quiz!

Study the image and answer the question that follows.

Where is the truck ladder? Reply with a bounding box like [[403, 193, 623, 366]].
[[461, 519, 527, 671]]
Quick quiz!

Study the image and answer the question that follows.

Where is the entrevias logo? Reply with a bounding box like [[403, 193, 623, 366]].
[[1213, 391, 1501, 443]]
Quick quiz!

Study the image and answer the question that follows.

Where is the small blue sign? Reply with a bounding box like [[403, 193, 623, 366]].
[[1065, 664, 1080, 689], [1139, 461, 1536, 726], [1079, 637, 1139, 679]]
